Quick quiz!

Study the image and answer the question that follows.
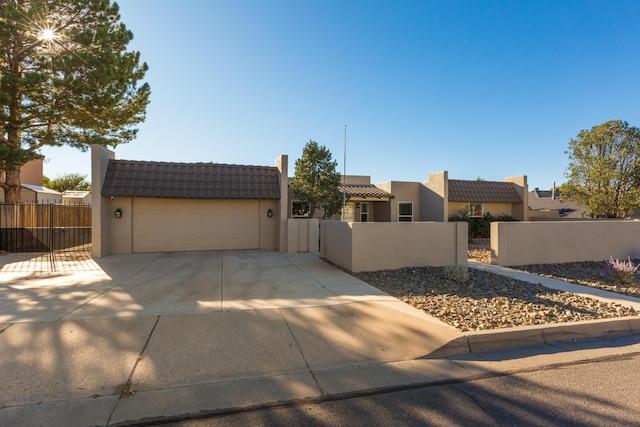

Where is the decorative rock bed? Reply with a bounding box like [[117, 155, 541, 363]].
[[351, 265, 638, 332], [514, 260, 640, 299], [469, 247, 640, 299]]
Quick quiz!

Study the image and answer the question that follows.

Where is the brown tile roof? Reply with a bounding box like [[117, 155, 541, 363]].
[[101, 160, 280, 199], [339, 184, 394, 199], [448, 180, 523, 203]]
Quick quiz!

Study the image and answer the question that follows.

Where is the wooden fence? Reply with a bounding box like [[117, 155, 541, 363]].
[[0, 203, 92, 252]]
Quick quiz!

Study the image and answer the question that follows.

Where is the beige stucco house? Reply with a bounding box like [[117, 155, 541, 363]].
[[289, 175, 395, 221], [295, 171, 528, 223], [14, 158, 44, 186], [93, 142, 529, 257], [422, 171, 528, 221], [92, 145, 288, 258]]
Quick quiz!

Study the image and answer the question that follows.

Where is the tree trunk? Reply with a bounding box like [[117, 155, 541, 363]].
[[4, 40, 24, 203], [4, 72, 23, 203], [4, 124, 23, 203], [3, 168, 22, 203]]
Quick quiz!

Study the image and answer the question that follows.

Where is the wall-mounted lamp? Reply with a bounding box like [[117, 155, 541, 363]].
[[114, 208, 123, 219], [356, 203, 360, 209], [267, 209, 273, 218]]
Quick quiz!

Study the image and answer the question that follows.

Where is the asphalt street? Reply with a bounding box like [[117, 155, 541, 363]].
[[164, 350, 640, 427]]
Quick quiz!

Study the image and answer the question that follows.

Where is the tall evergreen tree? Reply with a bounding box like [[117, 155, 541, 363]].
[[289, 140, 344, 219], [563, 120, 640, 218], [0, 0, 150, 202]]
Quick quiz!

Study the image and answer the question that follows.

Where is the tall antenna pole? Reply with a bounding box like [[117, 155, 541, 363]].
[[342, 124, 347, 221]]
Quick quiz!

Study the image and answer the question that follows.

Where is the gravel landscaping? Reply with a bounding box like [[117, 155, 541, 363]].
[[468, 246, 640, 299], [513, 259, 640, 299], [350, 263, 638, 332]]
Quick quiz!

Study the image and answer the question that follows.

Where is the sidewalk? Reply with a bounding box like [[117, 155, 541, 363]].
[[0, 251, 639, 426]]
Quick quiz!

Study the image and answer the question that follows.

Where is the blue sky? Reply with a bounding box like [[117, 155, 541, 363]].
[[41, 0, 640, 189]]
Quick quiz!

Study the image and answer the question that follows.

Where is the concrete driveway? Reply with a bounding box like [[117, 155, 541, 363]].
[[0, 250, 465, 426], [2, 250, 389, 322]]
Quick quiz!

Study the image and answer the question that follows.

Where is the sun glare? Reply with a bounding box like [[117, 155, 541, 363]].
[[39, 28, 56, 41]]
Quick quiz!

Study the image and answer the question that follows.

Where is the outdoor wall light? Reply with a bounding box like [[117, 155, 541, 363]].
[[356, 203, 360, 209], [267, 209, 273, 218], [114, 208, 123, 219]]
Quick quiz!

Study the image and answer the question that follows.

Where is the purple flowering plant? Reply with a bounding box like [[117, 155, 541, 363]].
[[606, 256, 639, 285]]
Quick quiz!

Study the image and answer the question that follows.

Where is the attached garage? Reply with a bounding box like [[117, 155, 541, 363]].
[[99, 158, 283, 255], [132, 198, 262, 252]]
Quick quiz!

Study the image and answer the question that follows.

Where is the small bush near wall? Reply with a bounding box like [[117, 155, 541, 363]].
[[444, 264, 469, 283], [449, 210, 517, 239]]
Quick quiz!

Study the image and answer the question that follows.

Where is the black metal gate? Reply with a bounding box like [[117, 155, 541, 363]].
[[0, 203, 91, 254]]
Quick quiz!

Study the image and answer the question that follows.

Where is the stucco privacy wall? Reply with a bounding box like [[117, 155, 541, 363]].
[[321, 221, 468, 273], [491, 220, 640, 266], [287, 218, 320, 253]]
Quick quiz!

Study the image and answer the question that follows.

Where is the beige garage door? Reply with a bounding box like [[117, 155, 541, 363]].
[[132, 198, 260, 253]]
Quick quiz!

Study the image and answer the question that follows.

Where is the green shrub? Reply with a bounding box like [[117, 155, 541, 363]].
[[444, 264, 469, 283], [449, 210, 517, 239]]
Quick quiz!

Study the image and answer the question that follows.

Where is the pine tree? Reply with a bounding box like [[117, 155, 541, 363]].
[[289, 140, 344, 219], [0, 0, 150, 202]]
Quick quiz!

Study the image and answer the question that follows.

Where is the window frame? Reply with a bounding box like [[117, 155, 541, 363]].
[[469, 203, 483, 218], [398, 201, 413, 222], [360, 202, 369, 222]]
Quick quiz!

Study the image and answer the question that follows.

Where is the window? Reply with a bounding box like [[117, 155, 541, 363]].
[[360, 202, 368, 222], [398, 202, 413, 222], [469, 203, 483, 217], [291, 200, 310, 217]]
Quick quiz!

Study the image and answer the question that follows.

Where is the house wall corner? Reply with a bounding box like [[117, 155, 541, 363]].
[[422, 171, 448, 221], [505, 175, 528, 221], [275, 154, 289, 251], [91, 144, 115, 258]]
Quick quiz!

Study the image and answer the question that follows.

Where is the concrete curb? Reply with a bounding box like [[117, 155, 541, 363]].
[[428, 316, 640, 358]]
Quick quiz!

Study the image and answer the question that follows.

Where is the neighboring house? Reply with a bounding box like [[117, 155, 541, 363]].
[[20, 184, 62, 204], [62, 190, 92, 205], [20, 158, 45, 185], [289, 171, 528, 223], [421, 171, 528, 221], [339, 182, 395, 222], [0, 158, 44, 186], [289, 175, 394, 221], [0, 184, 62, 204], [1, 158, 62, 203], [92, 145, 288, 257], [375, 172, 527, 222], [528, 187, 588, 219]]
